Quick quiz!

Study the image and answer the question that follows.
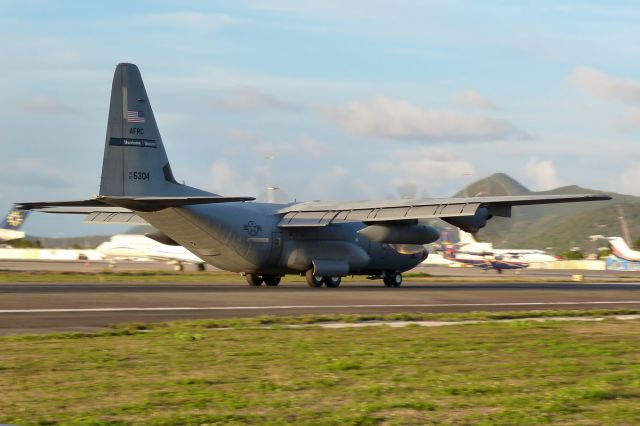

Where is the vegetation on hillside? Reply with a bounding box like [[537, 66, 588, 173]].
[[456, 173, 640, 254]]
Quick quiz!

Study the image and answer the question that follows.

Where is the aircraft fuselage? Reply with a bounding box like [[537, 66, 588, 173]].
[[138, 202, 427, 276]]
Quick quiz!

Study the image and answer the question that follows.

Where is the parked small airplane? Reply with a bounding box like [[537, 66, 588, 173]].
[[441, 245, 530, 273], [18, 63, 611, 287], [96, 234, 206, 271], [0, 204, 30, 243], [457, 230, 557, 263], [436, 230, 556, 273]]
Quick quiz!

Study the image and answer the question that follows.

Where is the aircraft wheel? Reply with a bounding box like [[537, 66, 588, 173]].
[[196, 263, 206, 272], [324, 276, 341, 288], [263, 276, 281, 286], [383, 273, 402, 287], [305, 269, 324, 287], [173, 264, 184, 272], [246, 274, 263, 286]]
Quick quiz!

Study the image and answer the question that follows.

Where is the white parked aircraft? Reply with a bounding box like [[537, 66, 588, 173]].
[[457, 231, 557, 263], [0, 205, 30, 243], [96, 234, 206, 271]]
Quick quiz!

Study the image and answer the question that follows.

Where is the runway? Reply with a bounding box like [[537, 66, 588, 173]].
[[2, 281, 640, 334]]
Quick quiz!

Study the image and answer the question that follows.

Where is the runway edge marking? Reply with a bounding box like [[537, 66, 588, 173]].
[[3, 300, 640, 313]]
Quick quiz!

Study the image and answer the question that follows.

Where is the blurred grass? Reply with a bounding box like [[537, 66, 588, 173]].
[[2, 312, 640, 425]]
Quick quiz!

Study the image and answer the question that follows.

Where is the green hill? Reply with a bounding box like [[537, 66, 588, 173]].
[[453, 173, 640, 254]]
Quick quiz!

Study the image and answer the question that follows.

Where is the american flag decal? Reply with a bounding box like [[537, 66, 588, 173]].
[[127, 110, 145, 123]]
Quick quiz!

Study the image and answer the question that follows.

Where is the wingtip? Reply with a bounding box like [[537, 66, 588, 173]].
[[592, 194, 612, 201]]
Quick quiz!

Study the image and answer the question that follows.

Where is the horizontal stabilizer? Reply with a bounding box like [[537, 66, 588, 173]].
[[101, 195, 255, 210], [84, 212, 148, 225], [18, 195, 255, 212], [16, 199, 109, 209], [31, 207, 133, 214]]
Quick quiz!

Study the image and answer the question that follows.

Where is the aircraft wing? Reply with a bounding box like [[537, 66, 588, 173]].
[[277, 194, 611, 227]]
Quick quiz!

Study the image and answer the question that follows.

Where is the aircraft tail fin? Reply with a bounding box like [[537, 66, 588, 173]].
[[608, 237, 640, 262], [1, 204, 30, 231], [99, 63, 211, 198]]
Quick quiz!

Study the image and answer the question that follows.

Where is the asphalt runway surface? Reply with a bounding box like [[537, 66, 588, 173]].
[[2, 281, 640, 335]]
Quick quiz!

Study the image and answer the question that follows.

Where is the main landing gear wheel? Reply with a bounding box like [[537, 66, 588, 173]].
[[305, 269, 325, 288], [173, 264, 184, 272], [383, 273, 402, 288], [324, 276, 342, 288], [263, 276, 282, 287], [196, 263, 206, 272], [246, 274, 264, 286]]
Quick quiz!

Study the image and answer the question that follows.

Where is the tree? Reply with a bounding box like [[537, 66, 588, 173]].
[[8, 239, 42, 248], [564, 250, 584, 260]]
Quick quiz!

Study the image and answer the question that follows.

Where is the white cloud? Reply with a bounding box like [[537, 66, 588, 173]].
[[304, 165, 350, 199], [572, 67, 640, 107], [140, 12, 235, 33], [18, 96, 78, 114], [616, 111, 640, 131], [455, 89, 498, 110], [210, 160, 261, 196], [229, 131, 331, 159], [525, 157, 561, 191], [212, 87, 301, 113], [370, 147, 475, 196], [324, 96, 522, 142], [618, 164, 640, 196]]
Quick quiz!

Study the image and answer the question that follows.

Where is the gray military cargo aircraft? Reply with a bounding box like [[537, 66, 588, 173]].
[[18, 63, 611, 288]]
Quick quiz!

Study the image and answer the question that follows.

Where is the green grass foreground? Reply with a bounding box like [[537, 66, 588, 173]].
[[2, 312, 640, 425], [0, 270, 634, 283]]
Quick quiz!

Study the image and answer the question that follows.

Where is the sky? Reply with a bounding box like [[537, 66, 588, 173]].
[[1, 0, 639, 237]]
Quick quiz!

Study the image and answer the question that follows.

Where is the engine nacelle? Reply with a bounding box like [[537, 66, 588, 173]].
[[442, 206, 492, 233], [358, 223, 440, 245]]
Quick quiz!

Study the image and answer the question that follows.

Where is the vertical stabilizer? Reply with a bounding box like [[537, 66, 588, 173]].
[[0, 204, 29, 242], [1, 204, 29, 231], [608, 237, 640, 262], [99, 63, 211, 197]]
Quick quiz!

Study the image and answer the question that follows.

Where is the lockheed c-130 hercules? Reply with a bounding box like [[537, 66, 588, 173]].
[[18, 63, 611, 288]]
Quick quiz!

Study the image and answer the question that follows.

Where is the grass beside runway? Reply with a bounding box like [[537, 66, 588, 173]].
[[2, 311, 640, 425], [0, 270, 636, 283]]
